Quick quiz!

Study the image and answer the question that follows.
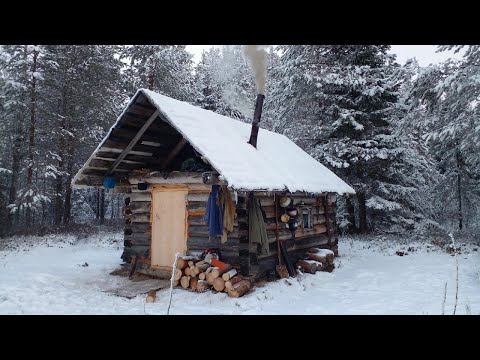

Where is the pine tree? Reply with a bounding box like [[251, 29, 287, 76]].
[[409, 49, 480, 230], [272, 45, 436, 233], [194, 45, 257, 121], [121, 45, 195, 102]]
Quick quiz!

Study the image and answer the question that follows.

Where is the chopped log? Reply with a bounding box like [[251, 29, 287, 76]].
[[206, 271, 217, 284], [180, 276, 191, 289], [213, 277, 226, 292], [188, 261, 195, 267], [190, 266, 199, 277], [211, 264, 233, 279], [176, 257, 189, 270], [305, 252, 327, 265], [174, 268, 183, 281], [184, 267, 192, 276], [227, 279, 252, 298], [296, 260, 317, 274], [145, 290, 156, 303], [225, 275, 244, 290], [195, 262, 210, 273], [198, 272, 206, 280], [189, 277, 198, 291], [222, 269, 238, 281], [196, 280, 210, 292], [173, 279, 179, 287]]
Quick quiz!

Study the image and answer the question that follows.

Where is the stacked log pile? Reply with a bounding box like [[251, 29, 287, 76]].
[[174, 257, 252, 298], [296, 248, 335, 274]]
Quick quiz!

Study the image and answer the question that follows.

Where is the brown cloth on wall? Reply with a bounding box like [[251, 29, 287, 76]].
[[220, 186, 236, 243], [249, 197, 269, 255]]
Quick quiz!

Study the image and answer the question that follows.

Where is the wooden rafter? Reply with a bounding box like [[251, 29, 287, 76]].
[[106, 109, 160, 176]]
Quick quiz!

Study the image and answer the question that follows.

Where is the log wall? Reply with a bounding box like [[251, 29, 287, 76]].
[[121, 174, 339, 280], [238, 192, 339, 277]]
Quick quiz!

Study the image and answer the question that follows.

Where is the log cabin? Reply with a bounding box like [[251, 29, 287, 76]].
[[72, 88, 355, 279]]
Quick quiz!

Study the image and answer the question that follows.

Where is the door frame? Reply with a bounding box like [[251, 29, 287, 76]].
[[150, 185, 188, 270]]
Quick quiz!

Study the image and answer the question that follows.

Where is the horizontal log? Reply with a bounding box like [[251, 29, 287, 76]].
[[187, 193, 209, 202], [225, 275, 244, 290], [180, 276, 191, 289], [129, 172, 206, 185], [187, 236, 240, 252], [130, 202, 151, 214], [297, 260, 317, 274], [130, 214, 150, 223], [88, 158, 146, 171], [213, 277, 225, 292], [102, 139, 162, 154], [124, 233, 151, 243], [222, 269, 238, 281], [125, 223, 151, 233], [187, 204, 206, 213], [196, 280, 210, 292], [122, 245, 150, 258], [136, 268, 172, 279], [257, 235, 331, 260], [129, 193, 152, 202], [227, 279, 252, 298]]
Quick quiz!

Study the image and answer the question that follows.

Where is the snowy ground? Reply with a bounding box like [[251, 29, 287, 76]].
[[1, 232, 479, 315]]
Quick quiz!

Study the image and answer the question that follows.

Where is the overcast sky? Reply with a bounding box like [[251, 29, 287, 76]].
[[185, 45, 463, 67]]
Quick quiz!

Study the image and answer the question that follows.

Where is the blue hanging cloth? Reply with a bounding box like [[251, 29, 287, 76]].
[[205, 185, 223, 237]]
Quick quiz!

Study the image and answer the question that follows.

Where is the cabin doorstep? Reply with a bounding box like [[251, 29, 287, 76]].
[[72, 88, 355, 280]]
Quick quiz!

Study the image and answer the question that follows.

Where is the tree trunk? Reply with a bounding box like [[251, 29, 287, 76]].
[[54, 93, 67, 225], [25, 48, 39, 226], [357, 192, 367, 234], [345, 195, 356, 233], [8, 113, 24, 229], [456, 150, 463, 230], [63, 138, 75, 224], [99, 188, 105, 225], [96, 188, 100, 220]]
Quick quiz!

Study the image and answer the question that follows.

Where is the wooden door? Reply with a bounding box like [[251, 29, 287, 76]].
[[151, 188, 187, 268]]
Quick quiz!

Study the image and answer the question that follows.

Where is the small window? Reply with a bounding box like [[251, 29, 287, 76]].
[[302, 208, 311, 229]]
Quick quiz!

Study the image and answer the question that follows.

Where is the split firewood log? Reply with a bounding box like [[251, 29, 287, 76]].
[[198, 272, 206, 280], [180, 276, 191, 289], [196, 280, 210, 292], [225, 275, 244, 291], [305, 252, 327, 265], [184, 267, 192, 276], [195, 262, 210, 273], [211, 264, 233, 279], [222, 269, 238, 281], [296, 260, 317, 274], [206, 267, 220, 283], [189, 277, 198, 291], [174, 268, 183, 281], [213, 277, 225, 292], [145, 290, 156, 303], [227, 279, 252, 298]]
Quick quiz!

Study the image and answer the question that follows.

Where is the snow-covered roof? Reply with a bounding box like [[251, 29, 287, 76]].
[[73, 88, 355, 194]]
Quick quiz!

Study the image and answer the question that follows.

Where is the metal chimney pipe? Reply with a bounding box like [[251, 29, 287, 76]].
[[248, 94, 265, 148]]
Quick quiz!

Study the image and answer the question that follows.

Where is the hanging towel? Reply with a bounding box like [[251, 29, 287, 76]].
[[220, 186, 236, 243], [205, 185, 223, 238], [249, 196, 269, 255]]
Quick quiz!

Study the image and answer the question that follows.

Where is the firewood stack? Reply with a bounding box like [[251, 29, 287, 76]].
[[174, 256, 252, 298], [296, 248, 335, 274]]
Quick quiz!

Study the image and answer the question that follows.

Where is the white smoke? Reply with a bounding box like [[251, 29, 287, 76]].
[[243, 45, 269, 95]]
